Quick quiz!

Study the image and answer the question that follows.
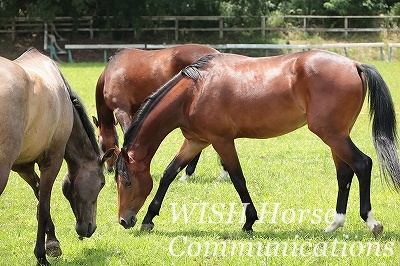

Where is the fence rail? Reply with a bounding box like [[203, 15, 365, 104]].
[[61, 42, 386, 63], [1, 15, 400, 41]]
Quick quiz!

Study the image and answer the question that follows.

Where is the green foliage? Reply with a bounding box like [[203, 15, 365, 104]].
[[323, 0, 389, 15], [1, 0, 399, 25], [323, 0, 351, 15], [0, 0, 23, 24], [391, 3, 400, 27], [28, 0, 61, 21], [392, 2, 400, 15]]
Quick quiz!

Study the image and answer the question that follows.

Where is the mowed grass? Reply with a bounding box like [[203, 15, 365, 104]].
[[1, 59, 400, 265]]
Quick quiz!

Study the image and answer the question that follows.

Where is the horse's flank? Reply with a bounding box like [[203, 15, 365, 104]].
[[5, 48, 74, 165]]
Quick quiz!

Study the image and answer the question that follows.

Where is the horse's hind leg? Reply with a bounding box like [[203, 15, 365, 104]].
[[320, 134, 382, 236], [12, 163, 62, 257], [324, 152, 354, 233], [179, 153, 229, 181], [217, 157, 229, 181], [179, 152, 201, 181]]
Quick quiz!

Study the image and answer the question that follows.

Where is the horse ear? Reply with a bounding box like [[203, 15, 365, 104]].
[[114, 118, 118, 126], [120, 148, 133, 164], [114, 144, 120, 155], [92, 116, 99, 127], [101, 148, 115, 163]]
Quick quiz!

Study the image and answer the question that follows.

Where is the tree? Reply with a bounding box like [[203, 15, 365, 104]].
[[323, 0, 389, 16]]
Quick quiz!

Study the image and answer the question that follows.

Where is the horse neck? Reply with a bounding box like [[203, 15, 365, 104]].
[[64, 109, 98, 175], [129, 83, 187, 166]]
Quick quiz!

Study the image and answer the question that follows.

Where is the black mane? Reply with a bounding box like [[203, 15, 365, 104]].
[[117, 53, 217, 180], [122, 53, 218, 150], [122, 72, 183, 149], [181, 53, 217, 80], [61, 72, 101, 156]]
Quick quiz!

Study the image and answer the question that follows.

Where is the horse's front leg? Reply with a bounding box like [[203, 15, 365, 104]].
[[12, 163, 62, 258], [35, 156, 63, 266], [212, 139, 258, 232], [141, 140, 208, 231], [114, 108, 132, 133]]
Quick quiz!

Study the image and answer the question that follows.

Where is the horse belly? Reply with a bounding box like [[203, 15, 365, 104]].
[[210, 85, 306, 139], [234, 106, 307, 139]]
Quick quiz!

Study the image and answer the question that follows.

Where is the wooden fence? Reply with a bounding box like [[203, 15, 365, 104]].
[[1, 15, 400, 41], [59, 42, 386, 63]]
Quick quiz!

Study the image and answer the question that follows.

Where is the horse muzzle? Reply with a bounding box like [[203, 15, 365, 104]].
[[76, 222, 97, 238], [119, 210, 137, 229]]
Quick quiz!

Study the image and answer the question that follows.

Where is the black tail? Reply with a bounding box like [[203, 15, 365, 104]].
[[359, 63, 400, 190]]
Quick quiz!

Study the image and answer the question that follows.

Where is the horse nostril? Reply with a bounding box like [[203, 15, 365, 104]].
[[119, 215, 137, 229], [119, 218, 128, 229]]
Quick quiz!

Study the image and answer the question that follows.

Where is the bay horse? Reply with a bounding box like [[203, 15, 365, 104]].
[[0, 48, 112, 266], [93, 44, 227, 181], [114, 50, 400, 237]]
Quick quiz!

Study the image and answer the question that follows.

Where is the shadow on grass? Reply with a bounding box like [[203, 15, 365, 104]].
[[49, 246, 119, 265], [46, 227, 400, 265], [127, 226, 400, 242]]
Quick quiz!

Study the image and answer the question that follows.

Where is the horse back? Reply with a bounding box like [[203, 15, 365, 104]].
[[101, 44, 219, 114], [183, 50, 364, 139]]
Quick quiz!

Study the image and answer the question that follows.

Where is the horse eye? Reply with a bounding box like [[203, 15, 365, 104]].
[[125, 181, 131, 188]]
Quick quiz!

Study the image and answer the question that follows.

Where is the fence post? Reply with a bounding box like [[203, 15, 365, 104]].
[[90, 17, 94, 39], [175, 18, 179, 41], [44, 23, 48, 50], [219, 17, 224, 39], [303, 17, 307, 33], [261, 16, 265, 36], [11, 20, 16, 41], [344, 17, 348, 38]]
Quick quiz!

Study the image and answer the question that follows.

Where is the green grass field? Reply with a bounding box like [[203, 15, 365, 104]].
[[1, 59, 400, 265]]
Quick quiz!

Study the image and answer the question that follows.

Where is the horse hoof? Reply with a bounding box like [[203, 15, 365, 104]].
[[179, 173, 190, 181], [140, 223, 154, 231], [45, 239, 62, 257], [242, 226, 253, 233], [37, 257, 51, 266], [372, 223, 383, 237]]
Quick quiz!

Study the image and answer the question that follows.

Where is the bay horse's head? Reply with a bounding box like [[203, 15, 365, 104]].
[[115, 147, 153, 229], [93, 116, 119, 172]]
